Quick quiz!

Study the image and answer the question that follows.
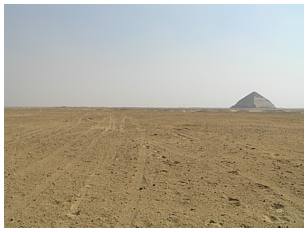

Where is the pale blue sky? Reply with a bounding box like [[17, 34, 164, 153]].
[[5, 5, 303, 107]]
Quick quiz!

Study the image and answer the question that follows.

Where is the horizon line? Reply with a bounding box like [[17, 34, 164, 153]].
[[4, 106, 304, 110]]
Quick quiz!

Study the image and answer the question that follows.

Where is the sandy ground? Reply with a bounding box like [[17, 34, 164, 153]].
[[4, 108, 304, 228]]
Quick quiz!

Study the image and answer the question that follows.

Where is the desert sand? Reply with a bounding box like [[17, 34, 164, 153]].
[[4, 108, 304, 228]]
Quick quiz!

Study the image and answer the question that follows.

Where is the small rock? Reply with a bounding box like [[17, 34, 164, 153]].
[[272, 203, 284, 209]]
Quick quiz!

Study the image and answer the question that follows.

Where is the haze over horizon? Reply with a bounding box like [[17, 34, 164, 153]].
[[5, 5, 303, 108]]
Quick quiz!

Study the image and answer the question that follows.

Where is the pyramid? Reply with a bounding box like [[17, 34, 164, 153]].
[[231, 92, 275, 109]]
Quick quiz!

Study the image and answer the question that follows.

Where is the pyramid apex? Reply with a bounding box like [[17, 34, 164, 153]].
[[250, 91, 261, 96]]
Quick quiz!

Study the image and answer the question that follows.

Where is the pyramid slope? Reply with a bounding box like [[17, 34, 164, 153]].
[[231, 92, 275, 109]]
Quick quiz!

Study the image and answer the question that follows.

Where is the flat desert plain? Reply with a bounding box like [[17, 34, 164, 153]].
[[4, 108, 304, 228]]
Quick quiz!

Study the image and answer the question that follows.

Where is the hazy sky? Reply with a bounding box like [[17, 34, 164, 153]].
[[5, 4, 303, 108]]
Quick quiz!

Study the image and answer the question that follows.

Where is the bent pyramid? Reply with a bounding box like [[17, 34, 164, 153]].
[[231, 91, 275, 109]]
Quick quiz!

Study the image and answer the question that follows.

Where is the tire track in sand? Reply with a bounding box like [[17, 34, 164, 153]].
[[65, 113, 118, 219], [119, 116, 128, 133], [118, 117, 148, 227], [5, 116, 111, 222], [5, 113, 86, 146], [12, 115, 107, 177], [5, 128, 103, 221]]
